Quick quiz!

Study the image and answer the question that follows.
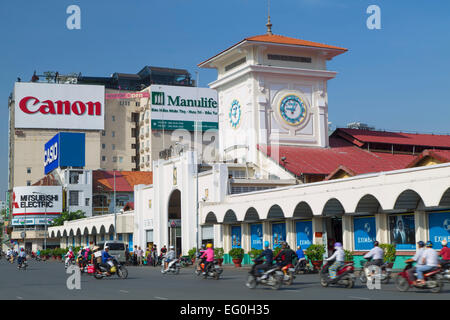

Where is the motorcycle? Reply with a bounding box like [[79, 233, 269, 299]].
[[64, 256, 76, 269], [195, 260, 223, 280], [320, 260, 355, 288], [18, 259, 28, 270], [275, 258, 295, 285], [440, 260, 450, 282], [180, 256, 193, 268], [294, 258, 314, 274], [395, 261, 443, 293], [161, 258, 181, 274], [359, 259, 393, 285], [246, 259, 284, 290], [94, 257, 128, 279]]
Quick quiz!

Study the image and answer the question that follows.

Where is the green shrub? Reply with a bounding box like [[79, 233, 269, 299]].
[[273, 246, 283, 257], [305, 244, 326, 261], [249, 249, 263, 259], [214, 247, 224, 259], [379, 243, 396, 263], [344, 250, 354, 261], [188, 247, 197, 259], [228, 248, 244, 259]]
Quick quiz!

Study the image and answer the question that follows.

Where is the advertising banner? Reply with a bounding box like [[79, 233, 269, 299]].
[[12, 216, 58, 226], [44, 132, 85, 174], [272, 223, 286, 248], [12, 186, 63, 216], [250, 224, 263, 250], [150, 85, 218, 131], [231, 225, 241, 248], [14, 82, 104, 130], [353, 216, 376, 251], [389, 214, 416, 250], [105, 91, 150, 100], [428, 211, 450, 249], [295, 220, 313, 250]]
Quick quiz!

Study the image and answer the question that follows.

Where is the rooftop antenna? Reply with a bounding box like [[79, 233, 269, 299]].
[[266, 0, 273, 35]]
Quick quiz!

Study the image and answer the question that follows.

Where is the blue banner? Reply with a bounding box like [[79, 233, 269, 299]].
[[354, 216, 376, 251], [295, 220, 312, 250], [231, 226, 242, 248], [44, 132, 85, 174], [389, 214, 416, 250], [250, 224, 263, 250], [272, 223, 286, 249], [429, 211, 450, 249]]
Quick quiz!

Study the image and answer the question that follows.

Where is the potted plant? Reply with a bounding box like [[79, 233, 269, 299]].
[[229, 248, 244, 267], [56, 248, 63, 261], [214, 247, 224, 266], [248, 249, 263, 260], [305, 244, 326, 270], [188, 247, 197, 263], [344, 250, 354, 264], [380, 243, 396, 267]]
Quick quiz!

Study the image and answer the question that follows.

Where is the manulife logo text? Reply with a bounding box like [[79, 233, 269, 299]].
[[152, 91, 218, 108]]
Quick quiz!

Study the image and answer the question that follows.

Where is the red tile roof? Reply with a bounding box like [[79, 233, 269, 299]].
[[258, 137, 416, 176], [405, 149, 450, 168], [335, 128, 450, 149], [93, 171, 153, 193], [199, 33, 347, 67]]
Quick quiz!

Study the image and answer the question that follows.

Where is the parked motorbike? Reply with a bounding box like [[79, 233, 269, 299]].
[[295, 258, 314, 274], [320, 260, 355, 288], [161, 258, 181, 274], [246, 259, 284, 290], [359, 259, 393, 284], [195, 260, 223, 280], [94, 257, 128, 279], [395, 261, 443, 293]]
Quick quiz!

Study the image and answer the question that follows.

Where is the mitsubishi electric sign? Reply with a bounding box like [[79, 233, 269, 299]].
[[11, 186, 63, 226], [14, 82, 105, 130], [150, 85, 218, 131]]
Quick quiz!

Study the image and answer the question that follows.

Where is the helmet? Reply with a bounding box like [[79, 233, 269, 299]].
[[206, 243, 213, 248], [442, 239, 448, 247], [104, 246, 109, 250], [169, 245, 174, 249], [20, 248, 24, 251], [264, 241, 270, 248], [426, 241, 433, 248], [417, 241, 425, 247], [373, 241, 379, 246], [334, 242, 342, 248]]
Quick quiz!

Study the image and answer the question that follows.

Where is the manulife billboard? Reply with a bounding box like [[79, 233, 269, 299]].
[[150, 85, 218, 131]]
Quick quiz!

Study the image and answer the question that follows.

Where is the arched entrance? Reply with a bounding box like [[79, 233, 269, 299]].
[[168, 189, 182, 257]]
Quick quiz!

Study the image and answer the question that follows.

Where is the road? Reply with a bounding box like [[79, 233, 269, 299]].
[[0, 259, 449, 300]]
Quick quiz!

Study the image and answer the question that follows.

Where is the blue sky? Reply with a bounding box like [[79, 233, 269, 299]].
[[0, 0, 449, 200]]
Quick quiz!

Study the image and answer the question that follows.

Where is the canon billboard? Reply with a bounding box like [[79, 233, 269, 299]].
[[14, 82, 105, 130]]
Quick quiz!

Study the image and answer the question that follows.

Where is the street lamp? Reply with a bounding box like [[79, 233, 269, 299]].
[[33, 191, 47, 250]]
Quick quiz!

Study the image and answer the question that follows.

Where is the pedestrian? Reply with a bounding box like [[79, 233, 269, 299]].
[[133, 245, 138, 265], [137, 246, 143, 266], [125, 245, 130, 265]]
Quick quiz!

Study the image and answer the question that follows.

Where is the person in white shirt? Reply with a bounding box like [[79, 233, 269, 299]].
[[363, 241, 384, 266], [406, 241, 426, 281], [415, 241, 439, 285], [162, 246, 176, 273], [326, 242, 345, 279]]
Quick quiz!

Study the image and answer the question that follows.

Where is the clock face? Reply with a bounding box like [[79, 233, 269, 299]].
[[279, 94, 307, 126], [229, 99, 241, 128]]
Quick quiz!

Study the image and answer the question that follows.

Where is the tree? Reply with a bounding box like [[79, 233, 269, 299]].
[[51, 210, 86, 227]]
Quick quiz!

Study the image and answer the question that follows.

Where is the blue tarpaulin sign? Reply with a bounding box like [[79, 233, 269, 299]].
[[272, 223, 286, 249], [231, 226, 242, 248], [296, 220, 313, 250], [250, 224, 263, 250], [354, 216, 376, 251], [429, 211, 450, 249]]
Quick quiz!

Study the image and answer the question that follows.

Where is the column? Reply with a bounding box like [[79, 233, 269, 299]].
[[223, 225, 230, 253], [375, 213, 389, 244], [242, 223, 250, 253], [342, 215, 353, 251], [312, 216, 324, 245], [414, 210, 427, 245], [263, 221, 271, 247], [286, 219, 296, 248]]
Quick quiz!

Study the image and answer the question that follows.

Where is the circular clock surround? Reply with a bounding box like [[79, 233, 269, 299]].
[[229, 99, 242, 129], [272, 90, 310, 131]]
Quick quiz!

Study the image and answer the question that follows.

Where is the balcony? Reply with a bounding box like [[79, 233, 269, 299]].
[[146, 162, 150, 167], [140, 149, 144, 154], [140, 134, 144, 139], [145, 118, 149, 124], [145, 132, 149, 138], [140, 163, 145, 168], [145, 147, 150, 152]]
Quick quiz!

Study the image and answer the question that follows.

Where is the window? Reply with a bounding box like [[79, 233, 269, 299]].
[[69, 171, 82, 184], [119, 156, 123, 163], [113, 156, 117, 163], [112, 144, 116, 150], [136, 102, 140, 107], [102, 130, 105, 136], [131, 128, 137, 138], [85, 198, 90, 206], [102, 156, 106, 161], [102, 144, 106, 149], [225, 57, 247, 72], [146, 155, 150, 162], [112, 131, 115, 137], [26, 181, 31, 186], [132, 156, 136, 163], [131, 144, 136, 149], [112, 115, 116, 122], [268, 54, 312, 63], [26, 168, 31, 174], [69, 191, 79, 206]]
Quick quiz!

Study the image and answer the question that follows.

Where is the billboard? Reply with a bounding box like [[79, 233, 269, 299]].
[[12, 186, 63, 216], [272, 223, 286, 249], [44, 132, 86, 174], [428, 211, 450, 249], [231, 225, 242, 248], [296, 220, 313, 250], [353, 216, 376, 251], [150, 85, 218, 131], [14, 82, 105, 130], [389, 214, 416, 250], [250, 224, 263, 250]]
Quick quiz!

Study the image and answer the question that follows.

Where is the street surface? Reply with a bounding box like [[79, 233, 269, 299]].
[[0, 259, 449, 300]]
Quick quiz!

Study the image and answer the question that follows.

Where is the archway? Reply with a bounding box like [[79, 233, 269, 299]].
[[322, 198, 345, 251], [168, 189, 182, 256]]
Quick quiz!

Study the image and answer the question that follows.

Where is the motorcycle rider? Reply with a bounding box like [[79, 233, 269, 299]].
[[276, 243, 296, 279], [326, 242, 345, 280], [162, 245, 176, 273], [254, 241, 274, 280], [17, 248, 27, 268], [196, 244, 206, 272], [439, 239, 450, 265], [405, 240, 426, 283], [101, 246, 114, 275], [65, 247, 75, 268], [363, 241, 384, 278], [415, 241, 440, 285], [200, 243, 215, 275]]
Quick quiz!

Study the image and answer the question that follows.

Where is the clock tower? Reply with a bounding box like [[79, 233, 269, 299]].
[[198, 25, 347, 165]]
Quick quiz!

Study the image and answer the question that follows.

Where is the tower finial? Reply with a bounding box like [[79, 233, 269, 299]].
[[266, 0, 272, 35]]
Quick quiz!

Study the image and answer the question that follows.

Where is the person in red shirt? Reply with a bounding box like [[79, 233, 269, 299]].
[[439, 239, 450, 263]]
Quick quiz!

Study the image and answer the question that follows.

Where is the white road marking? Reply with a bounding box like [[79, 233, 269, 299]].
[[17, 296, 23, 300], [348, 296, 370, 300], [154, 296, 169, 300], [119, 290, 129, 293]]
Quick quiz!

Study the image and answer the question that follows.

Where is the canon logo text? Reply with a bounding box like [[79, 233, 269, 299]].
[[19, 96, 102, 116]]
